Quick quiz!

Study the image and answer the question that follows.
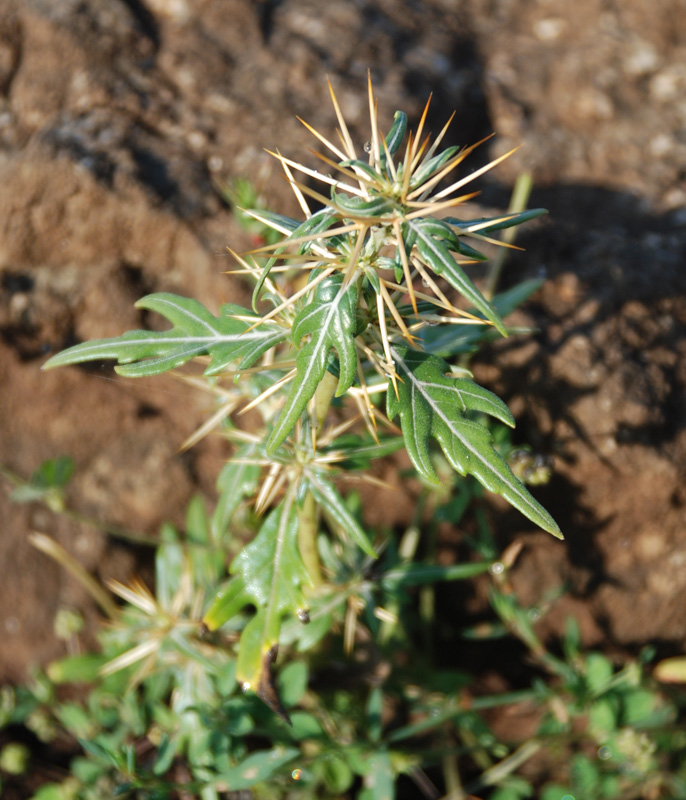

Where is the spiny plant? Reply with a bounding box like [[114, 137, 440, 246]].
[[43, 76, 561, 716]]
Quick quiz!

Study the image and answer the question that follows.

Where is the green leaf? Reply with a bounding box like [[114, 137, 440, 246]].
[[445, 208, 548, 235], [321, 434, 405, 471], [203, 577, 250, 631], [332, 192, 397, 218], [246, 209, 300, 234], [211, 445, 260, 542], [288, 711, 324, 739], [277, 660, 308, 707], [585, 653, 614, 693], [308, 472, 377, 557], [252, 208, 337, 308], [408, 218, 507, 336], [29, 457, 74, 489], [384, 111, 408, 159], [231, 502, 313, 688], [339, 159, 383, 182], [421, 278, 543, 357], [366, 687, 383, 743], [153, 735, 178, 776], [215, 747, 299, 790], [11, 457, 75, 509], [361, 749, 395, 800], [410, 146, 460, 188], [156, 524, 184, 611], [46, 654, 108, 684], [267, 274, 359, 452], [43, 294, 287, 377], [387, 346, 561, 537], [381, 561, 491, 589], [232, 504, 311, 612]]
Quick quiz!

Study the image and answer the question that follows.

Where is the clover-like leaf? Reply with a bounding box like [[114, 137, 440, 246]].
[[267, 274, 359, 452], [43, 293, 287, 377], [387, 345, 561, 537]]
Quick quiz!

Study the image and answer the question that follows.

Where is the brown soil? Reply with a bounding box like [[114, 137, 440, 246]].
[[1, 0, 685, 710]]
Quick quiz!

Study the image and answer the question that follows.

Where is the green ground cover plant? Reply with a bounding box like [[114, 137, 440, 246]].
[[2, 78, 685, 799]]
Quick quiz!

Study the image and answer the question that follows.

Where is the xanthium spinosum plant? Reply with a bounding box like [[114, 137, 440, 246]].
[[44, 77, 561, 714]]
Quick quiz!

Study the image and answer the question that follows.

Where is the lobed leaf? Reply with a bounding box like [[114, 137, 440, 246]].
[[387, 345, 561, 537], [266, 274, 359, 452], [43, 294, 287, 377]]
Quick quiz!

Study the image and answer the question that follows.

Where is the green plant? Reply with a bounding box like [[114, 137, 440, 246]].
[[5, 462, 686, 799], [9, 78, 655, 798]]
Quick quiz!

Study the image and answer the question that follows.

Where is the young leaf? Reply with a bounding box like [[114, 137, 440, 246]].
[[266, 274, 359, 452], [332, 192, 397, 218], [384, 110, 408, 159], [252, 208, 338, 308], [42, 294, 288, 377], [410, 146, 460, 188], [387, 345, 561, 537], [407, 218, 507, 336]]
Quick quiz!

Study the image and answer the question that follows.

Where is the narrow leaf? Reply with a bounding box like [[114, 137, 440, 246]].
[[381, 561, 491, 589], [408, 219, 507, 336], [332, 192, 396, 218], [446, 208, 548, 234], [384, 111, 408, 158], [203, 577, 249, 631], [309, 472, 377, 557], [421, 278, 544, 357], [252, 208, 337, 307], [215, 747, 299, 789], [410, 146, 460, 188]]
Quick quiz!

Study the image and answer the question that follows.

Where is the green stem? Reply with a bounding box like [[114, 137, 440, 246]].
[[484, 172, 533, 301], [298, 370, 339, 586], [313, 369, 339, 430], [298, 491, 323, 586]]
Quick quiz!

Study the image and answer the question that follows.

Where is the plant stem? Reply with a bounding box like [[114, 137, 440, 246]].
[[313, 369, 339, 431], [298, 369, 339, 586], [298, 490, 323, 586], [484, 172, 533, 300]]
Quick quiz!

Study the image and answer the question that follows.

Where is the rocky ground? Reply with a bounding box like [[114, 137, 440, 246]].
[[0, 0, 685, 709]]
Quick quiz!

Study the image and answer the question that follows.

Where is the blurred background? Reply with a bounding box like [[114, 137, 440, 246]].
[[0, 0, 685, 692]]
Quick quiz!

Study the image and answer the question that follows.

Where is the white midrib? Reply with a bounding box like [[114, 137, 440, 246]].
[[391, 346, 543, 519]]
